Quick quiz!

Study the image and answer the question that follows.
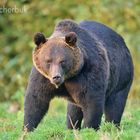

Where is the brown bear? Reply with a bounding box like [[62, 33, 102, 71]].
[[24, 19, 133, 131]]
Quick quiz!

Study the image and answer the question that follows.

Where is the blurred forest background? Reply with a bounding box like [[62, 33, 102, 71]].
[[0, 0, 140, 106]]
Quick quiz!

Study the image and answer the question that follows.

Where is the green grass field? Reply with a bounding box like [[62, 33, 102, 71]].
[[0, 98, 140, 140]]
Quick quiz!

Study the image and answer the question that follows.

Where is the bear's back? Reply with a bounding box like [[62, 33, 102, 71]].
[[79, 20, 125, 50]]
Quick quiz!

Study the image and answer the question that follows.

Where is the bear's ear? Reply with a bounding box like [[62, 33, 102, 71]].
[[65, 32, 77, 46], [34, 32, 47, 46]]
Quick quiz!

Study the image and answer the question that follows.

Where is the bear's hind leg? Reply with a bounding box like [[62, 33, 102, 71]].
[[67, 103, 83, 129], [105, 83, 132, 127]]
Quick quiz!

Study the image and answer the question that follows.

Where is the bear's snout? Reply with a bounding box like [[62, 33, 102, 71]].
[[51, 74, 64, 88], [52, 75, 61, 84]]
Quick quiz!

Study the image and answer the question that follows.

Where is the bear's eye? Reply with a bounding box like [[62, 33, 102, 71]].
[[60, 60, 66, 67], [46, 60, 52, 68], [46, 59, 52, 64]]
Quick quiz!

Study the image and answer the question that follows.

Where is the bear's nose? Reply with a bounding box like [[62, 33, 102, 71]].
[[53, 75, 61, 80], [52, 75, 61, 84]]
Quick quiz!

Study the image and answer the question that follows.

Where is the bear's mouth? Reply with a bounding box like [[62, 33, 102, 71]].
[[51, 81, 62, 89]]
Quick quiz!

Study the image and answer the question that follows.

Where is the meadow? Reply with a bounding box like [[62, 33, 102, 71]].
[[0, 98, 140, 140]]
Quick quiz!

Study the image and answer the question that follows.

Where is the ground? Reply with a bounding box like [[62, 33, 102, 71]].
[[0, 97, 140, 140]]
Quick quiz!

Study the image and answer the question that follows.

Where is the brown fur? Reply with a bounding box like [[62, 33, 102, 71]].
[[33, 37, 84, 82]]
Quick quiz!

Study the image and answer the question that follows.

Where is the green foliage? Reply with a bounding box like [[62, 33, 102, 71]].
[[0, 99, 140, 140], [0, 0, 140, 102]]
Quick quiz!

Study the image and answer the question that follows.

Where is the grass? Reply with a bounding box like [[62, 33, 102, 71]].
[[0, 98, 140, 140]]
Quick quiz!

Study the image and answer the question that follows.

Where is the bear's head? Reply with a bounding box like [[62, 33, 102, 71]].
[[33, 32, 84, 88]]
